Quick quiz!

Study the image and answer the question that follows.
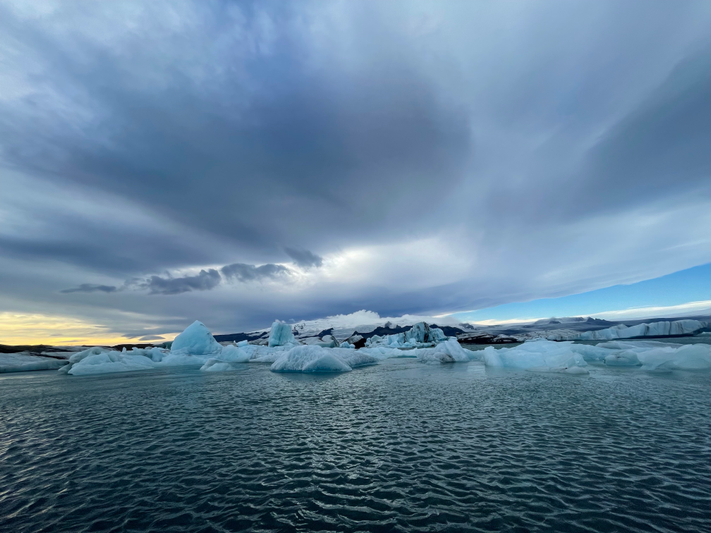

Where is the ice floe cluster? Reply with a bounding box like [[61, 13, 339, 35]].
[[365, 321, 448, 348], [578, 319, 706, 340], [482, 338, 711, 373], [19, 317, 710, 378], [56, 319, 474, 376]]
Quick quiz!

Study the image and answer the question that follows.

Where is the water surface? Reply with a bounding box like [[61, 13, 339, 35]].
[[2, 358, 711, 532]]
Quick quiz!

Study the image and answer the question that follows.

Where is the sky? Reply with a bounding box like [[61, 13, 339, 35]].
[[2, 0, 711, 345]]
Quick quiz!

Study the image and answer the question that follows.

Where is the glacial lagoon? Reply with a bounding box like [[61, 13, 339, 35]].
[[2, 350, 711, 533]]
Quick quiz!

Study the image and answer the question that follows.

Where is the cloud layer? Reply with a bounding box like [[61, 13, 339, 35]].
[[2, 0, 711, 339]]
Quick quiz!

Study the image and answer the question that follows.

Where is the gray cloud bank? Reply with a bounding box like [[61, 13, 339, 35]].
[[2, 0, 711, 337], [284, 248, 323, 269], [60, 284, 118, 294]]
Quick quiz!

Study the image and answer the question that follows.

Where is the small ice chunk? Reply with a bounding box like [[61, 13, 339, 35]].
[[201, 359, 238, 372], [603, 351, 641, 366]]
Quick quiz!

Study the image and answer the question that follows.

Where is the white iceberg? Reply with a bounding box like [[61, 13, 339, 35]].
[[270, 346, 376, 373], [416, 338, 478, 364], [635, 343, 711, 371], [483, 340, 588, 373], [217, 344, 251, 362], [365, 322, 450, 349], [0, 352, 69, 373], [359, 346, 417, 360], [66, 349, 157, 376]]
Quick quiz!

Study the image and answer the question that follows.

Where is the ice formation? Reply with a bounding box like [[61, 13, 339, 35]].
[[170, 320, 223, 356], [0, 352, 70, 373], [268, 321, 297, 347], [480, 338, 711, 374], [60, 346, 167, 375], [270, 346, 377, 373], [365, 322, 449, 349], [415, 338, 479, 364], [483, 340, 589, 373], [52, 316, 711, 377], [579, 320, 706, 340]]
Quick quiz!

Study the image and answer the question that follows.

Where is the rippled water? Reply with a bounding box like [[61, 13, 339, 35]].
[[2, 359, 711, 532]]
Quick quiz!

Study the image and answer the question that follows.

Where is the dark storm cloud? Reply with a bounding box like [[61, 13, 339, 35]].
[[138, 335, 165, 341], [0, 1, 470, 261], [61, 284, 118, 294], [143, 269, 222, 295], [2, 1, 711, 337], [570, 50, 711, 214], [284, 248, 323, 268], [221, 263, 292, 282]]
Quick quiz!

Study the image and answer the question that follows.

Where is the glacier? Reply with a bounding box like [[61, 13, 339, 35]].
[[579, 319, 706, 340]]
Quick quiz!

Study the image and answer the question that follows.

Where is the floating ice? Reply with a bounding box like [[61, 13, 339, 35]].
[[483, 340, 588, 373], [200, 359, 241, 372], [170, 320, 223, 356], [365, 322, 450, 349], [270, 346, 376, 373], [268, 321, 297, 347], [416, 338, 478, 364], [67, 350, 157, 376], [218, 344, 251, 362], [0, 352, 69, 373], [635, 343, 711, 371], [359, 346, 416, 360]]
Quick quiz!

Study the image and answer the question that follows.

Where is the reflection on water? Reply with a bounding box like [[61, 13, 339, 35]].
[[1, 358, 711, 532]]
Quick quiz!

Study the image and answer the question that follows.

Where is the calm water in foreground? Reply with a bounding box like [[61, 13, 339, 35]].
[[2, 355, 711, 532]]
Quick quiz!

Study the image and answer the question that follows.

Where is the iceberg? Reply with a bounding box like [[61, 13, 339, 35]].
[[416, 338, 478, 364], [0, 352, 69, 373], [635, 343, 711, 371], [268, 320, 297, 347], [365, 322, 450, 349], [270, 346, 377, 373], [481, 338, 711, 374], [217, 344, 251, 362], [483, 340, 588, 373], [62, 346, 169, 375], [66, 349, 157, 376], [169, 320, 223, 356]]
